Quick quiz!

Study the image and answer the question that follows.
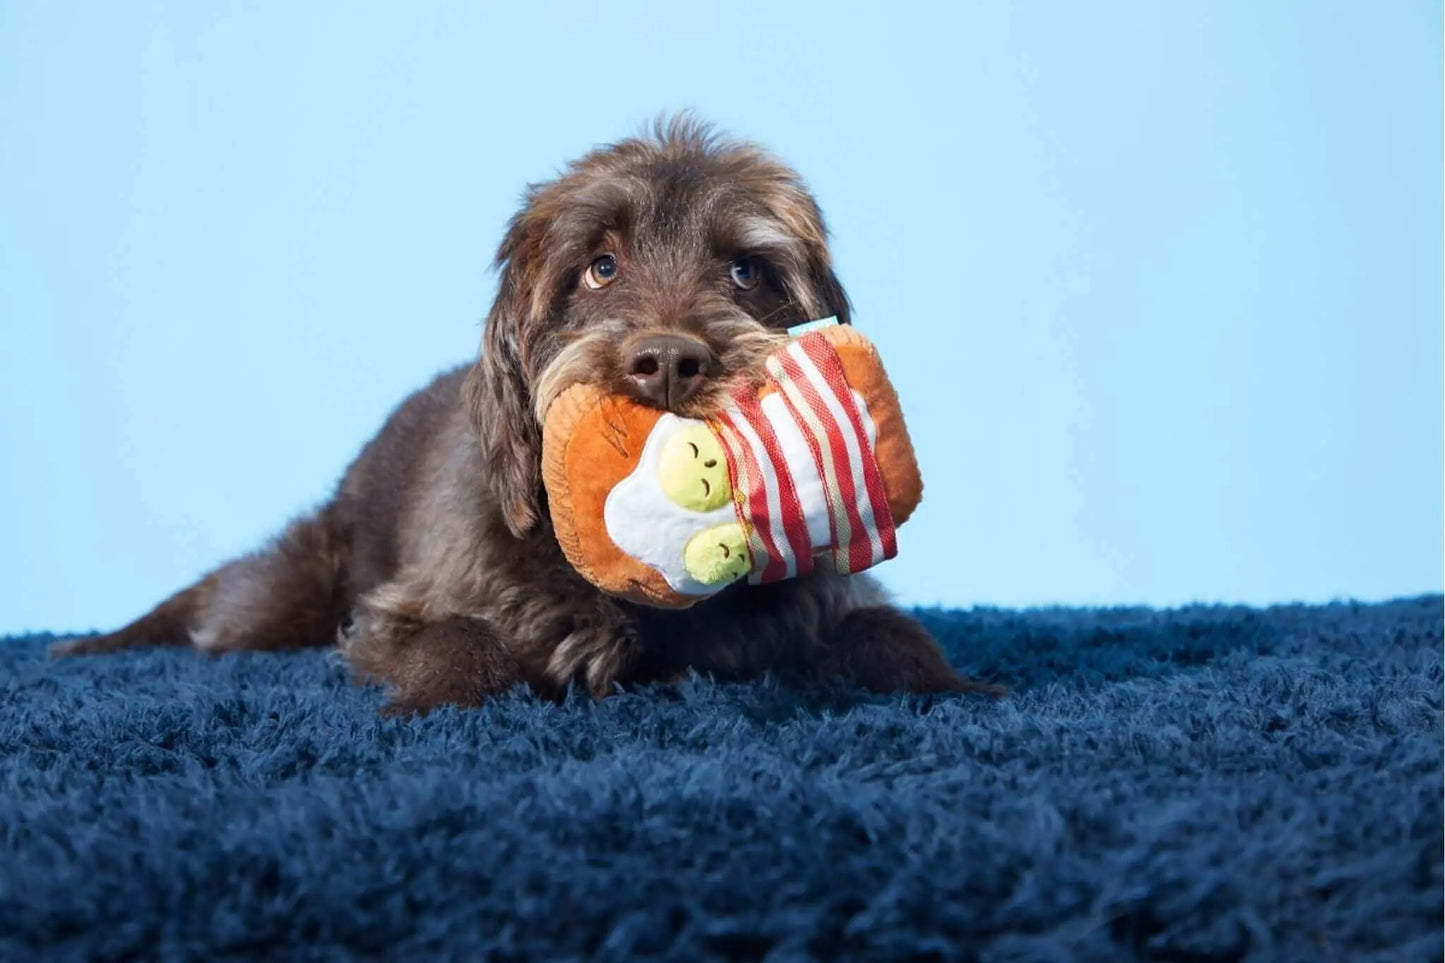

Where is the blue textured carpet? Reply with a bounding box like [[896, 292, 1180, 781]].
[[3, 597, 1441, 962]]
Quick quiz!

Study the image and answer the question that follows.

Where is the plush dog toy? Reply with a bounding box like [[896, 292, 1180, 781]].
[[541, 319, 923, 608]]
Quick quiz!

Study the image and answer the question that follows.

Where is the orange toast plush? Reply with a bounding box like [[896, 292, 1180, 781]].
[[541, 319, 923, 608]]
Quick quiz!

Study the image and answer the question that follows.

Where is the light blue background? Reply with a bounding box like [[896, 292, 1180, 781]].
[[2, 1, 1439, 635]]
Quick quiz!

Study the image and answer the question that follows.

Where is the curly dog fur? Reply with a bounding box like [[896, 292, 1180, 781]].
[[54, 117, 999, 714]]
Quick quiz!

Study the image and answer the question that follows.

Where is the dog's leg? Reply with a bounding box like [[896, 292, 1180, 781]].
[[346, 615, 528, 717], [342, 569, 641, 713], [820, 606, 1004, 696], [52, 510, 346, 657], [378, 623, 524, 715]]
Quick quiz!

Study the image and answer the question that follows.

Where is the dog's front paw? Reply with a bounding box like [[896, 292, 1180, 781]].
[[347, 614, 527, 716], [825, 606, 1004, 696]]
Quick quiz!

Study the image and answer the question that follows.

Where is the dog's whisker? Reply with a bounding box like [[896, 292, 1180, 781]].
[[756, 297, 799, 322]]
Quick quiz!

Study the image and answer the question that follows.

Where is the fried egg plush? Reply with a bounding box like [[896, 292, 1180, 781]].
[[540, 320, 923, 608]]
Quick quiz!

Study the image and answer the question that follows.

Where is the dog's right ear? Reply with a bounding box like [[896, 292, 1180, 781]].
[[464, 211, 548, 539]]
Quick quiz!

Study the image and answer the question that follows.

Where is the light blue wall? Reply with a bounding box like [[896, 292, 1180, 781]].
[[2, 1, 1439, 634]]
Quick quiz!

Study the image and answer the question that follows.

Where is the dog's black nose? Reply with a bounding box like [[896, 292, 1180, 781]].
[[625, 334, 715, 410]]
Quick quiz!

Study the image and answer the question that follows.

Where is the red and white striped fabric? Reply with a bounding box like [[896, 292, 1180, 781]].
[[709, 331, 899, 584]]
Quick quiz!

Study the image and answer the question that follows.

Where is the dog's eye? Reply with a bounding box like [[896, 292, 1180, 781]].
[[584, 254, 619, 290], [729, 256, 760, 291]]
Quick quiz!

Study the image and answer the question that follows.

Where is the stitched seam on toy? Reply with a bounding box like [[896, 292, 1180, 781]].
[[600, 399, 631, 460]]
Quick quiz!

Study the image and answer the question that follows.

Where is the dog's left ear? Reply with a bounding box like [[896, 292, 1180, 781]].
[[464, 210, 549, 539], [805, 246, 852, 326], [748, 164, 852, 326]]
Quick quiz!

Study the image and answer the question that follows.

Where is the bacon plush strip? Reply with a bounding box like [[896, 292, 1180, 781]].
[[763, 334, 897, 576]]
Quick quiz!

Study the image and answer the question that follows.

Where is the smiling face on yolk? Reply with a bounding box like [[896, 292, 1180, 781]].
[[656, 423, 732, 512], [682, 522, 751, 585]]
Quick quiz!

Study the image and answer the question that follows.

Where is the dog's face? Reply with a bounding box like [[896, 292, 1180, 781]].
[[465, 118, 851, 538]]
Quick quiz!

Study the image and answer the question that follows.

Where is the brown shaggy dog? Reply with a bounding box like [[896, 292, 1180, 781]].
[[54, 117, 999, 714]]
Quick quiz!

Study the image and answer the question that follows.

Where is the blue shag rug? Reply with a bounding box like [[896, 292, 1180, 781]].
[[2, 596, 1441, 962]]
